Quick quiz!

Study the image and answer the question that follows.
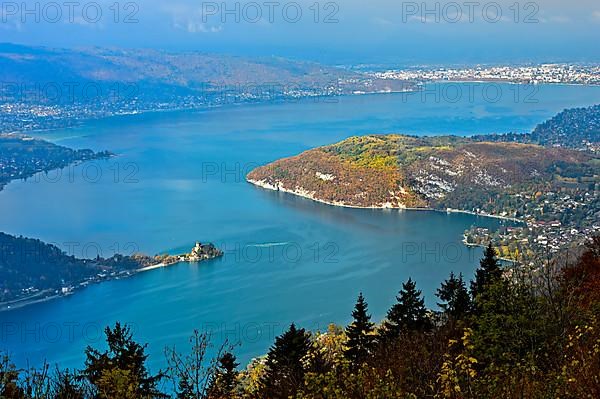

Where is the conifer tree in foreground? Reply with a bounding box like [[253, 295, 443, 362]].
[[83, 322, 165, 399], [260, 323, 311, 399], [344, 293, 377, 368], [436, 271, 472, 319], [208, 351, 239, 398], [470, 243, 502, 300], [382, 278, 431, 339]]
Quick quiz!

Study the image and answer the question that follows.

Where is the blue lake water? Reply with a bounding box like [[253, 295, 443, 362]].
[[2, 83, 600, 371]]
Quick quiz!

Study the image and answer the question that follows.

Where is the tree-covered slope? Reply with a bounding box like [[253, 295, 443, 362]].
[[473, 103, 600, 151], [530, 104, 600, 147], [247, 134, 598, 214], [0, 134, 110, 191], [0, 232, 99, 301]]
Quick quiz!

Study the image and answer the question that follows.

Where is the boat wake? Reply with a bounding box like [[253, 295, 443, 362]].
[[245, 242, 291, 248]]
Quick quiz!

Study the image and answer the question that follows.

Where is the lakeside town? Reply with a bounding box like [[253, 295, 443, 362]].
[[371, 64, 600, 86], [463, 189, 600, 261]]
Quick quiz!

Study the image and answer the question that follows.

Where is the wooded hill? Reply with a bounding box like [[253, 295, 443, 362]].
[[247, 134, 599, 212]]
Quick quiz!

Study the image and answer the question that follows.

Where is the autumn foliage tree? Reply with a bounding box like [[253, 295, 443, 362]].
[[208, 352, 239, 399]]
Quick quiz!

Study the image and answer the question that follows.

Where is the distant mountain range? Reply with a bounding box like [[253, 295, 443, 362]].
[[0, 43, 413, 104], [0, 43, 415, 133]]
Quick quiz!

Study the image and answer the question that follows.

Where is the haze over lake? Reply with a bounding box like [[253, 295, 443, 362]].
[[2, 83, 600, 371]]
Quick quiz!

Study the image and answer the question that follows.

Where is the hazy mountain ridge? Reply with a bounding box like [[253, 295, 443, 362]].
[[0, 43, 412, 98], [0, 43, 414, 133]]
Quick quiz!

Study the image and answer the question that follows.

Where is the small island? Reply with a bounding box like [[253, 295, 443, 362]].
[[136, 242, 225, 271]]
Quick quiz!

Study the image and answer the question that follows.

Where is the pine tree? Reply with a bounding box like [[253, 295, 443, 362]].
[[84, 322, 165, 399], [344, 293, 377, 368], [260, 323, 311, 399], [382, 278, 431, 339], [436, 272, 471, 319], [209, 351, 239, 398], [470, 243, 503, 300]]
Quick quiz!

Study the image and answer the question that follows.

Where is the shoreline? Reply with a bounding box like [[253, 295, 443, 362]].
[[428, 79, 600, 87], [462, 236, 517, 264], [247, 178, 524, 224], [0, 263, 176, 313], [0, 138, 114, 194], [0, 243, 223, 313], [6, 80, 597, 139], [3, 89, 419, 138], [248, 178, 524, 265], [0, 292, 66, 313]]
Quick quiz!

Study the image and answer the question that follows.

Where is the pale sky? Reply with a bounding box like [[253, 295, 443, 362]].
[[1, 0, 599, 63]]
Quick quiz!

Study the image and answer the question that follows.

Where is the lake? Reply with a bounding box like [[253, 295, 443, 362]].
[[2, 83, 600, 370]]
